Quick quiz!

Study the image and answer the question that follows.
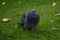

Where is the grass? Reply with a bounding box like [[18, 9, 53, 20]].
[[0, 0, 60, 40]]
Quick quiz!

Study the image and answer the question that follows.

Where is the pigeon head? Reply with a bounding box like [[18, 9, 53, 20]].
[[28, 9, 38, 18], [31, 9, 36, 13]]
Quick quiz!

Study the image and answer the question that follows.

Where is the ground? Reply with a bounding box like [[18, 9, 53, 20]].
[[0, 0, 60, 40]]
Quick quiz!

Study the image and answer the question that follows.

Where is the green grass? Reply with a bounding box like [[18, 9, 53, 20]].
[[0, 0, 60, 40]]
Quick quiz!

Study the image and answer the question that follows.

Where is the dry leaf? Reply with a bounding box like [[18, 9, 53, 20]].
[[52, 27, 58, 30], [2, 18, 10, 23], [55, 13, 60, 16], [52, 2, 56, 6], [2, 1, 6, 5], [15, 25, 19, 28], [50, 20, 54, 23]]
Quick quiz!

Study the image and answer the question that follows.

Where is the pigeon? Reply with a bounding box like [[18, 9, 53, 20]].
[[19, 9, 40, 30]]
